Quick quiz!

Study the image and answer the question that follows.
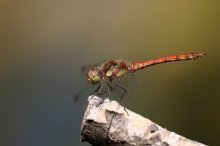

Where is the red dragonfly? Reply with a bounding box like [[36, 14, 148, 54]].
[[75, 52, 206, 102], [77, 52, 206, 145]]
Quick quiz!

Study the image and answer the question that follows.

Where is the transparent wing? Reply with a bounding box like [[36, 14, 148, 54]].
[[107, 72, 136, 104], [80, 60, 107, 73]]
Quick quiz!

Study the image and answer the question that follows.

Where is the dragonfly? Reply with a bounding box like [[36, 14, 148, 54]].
[[75, 52, 206, 103]]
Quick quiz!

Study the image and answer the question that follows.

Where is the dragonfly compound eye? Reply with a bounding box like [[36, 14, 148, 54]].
[[86, 68, 100, 84]]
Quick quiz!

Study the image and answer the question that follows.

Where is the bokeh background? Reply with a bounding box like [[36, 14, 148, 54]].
[[1, 1, 220, 146]]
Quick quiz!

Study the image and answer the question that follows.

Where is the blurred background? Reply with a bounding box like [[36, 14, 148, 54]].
[[1, 1, 220, 146]]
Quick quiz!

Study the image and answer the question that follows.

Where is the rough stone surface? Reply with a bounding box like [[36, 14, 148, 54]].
[[80, 96, 207, 146]]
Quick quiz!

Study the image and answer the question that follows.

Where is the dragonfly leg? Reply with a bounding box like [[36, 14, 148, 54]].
[[89, 84, 102, 100], [91, 77, 107, 97], [91, 78, 110, 107], [113, 82, 129, 115], [106, 82, 112, 98], [107, 82, 113, 93], [93, 81, 113, 96], [114, 82, 128, 101]]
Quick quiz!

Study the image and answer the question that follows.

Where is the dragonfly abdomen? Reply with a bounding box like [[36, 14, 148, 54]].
[[129, 52, 206, 72]]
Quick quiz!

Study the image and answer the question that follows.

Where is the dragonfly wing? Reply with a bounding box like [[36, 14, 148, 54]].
[[80, 60, 107, 73]]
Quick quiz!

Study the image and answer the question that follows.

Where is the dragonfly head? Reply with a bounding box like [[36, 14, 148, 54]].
[[86, 68, 101, 84]]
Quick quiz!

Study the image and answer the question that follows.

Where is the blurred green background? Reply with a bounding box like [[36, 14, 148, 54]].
[[1, 1, 220, 146]]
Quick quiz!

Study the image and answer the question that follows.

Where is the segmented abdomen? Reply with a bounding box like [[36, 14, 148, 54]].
[[129, 52, 206, 72]]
